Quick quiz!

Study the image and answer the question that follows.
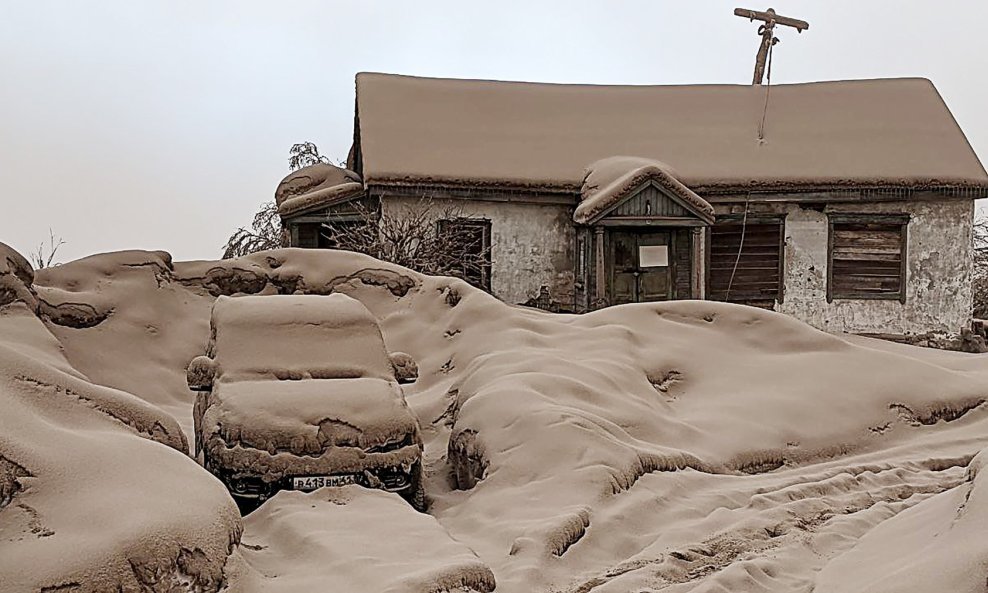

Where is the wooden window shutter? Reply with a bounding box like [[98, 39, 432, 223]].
[[707, 217, 785, 308], [828, 215, 908, 302]]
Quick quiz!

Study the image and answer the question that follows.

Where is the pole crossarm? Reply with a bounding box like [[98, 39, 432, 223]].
[[733, 7, 809, 32], [734, 7, 809, 85]]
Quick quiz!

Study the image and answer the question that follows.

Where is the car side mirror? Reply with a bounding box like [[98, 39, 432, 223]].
[[187, 355, 217, 391], [389, 352, 418, 384]]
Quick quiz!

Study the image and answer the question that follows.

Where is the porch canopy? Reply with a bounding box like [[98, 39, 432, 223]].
[[575, 156, 714, 226], [275, 163, 364, 219]]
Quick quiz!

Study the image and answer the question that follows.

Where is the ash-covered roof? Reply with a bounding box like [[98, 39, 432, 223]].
[[275, 163, 364, 218], [355, 73, 988, 194]]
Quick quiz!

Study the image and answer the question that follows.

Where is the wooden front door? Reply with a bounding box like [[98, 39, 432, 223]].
[[609, 231, 674, 304]]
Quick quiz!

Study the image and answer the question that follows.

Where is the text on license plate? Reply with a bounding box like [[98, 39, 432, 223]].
[[292, 475, 356, 490]]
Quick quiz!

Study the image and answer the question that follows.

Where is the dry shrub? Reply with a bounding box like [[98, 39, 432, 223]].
[[222, 201, 288, 260], [974, 215, 987, 319], [321, 199, 491, 289]]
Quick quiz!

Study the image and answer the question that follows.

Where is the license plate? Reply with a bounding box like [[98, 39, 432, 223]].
[[291, 475, 356, 490]]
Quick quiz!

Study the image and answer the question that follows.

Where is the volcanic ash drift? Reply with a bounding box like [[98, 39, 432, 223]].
[[2, 243, 988, 592]]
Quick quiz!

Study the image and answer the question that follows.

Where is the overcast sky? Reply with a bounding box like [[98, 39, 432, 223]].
[[2, 1, 987, 264]]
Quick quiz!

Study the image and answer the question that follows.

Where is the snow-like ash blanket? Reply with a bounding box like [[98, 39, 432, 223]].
[[2, 242, 988, 592]]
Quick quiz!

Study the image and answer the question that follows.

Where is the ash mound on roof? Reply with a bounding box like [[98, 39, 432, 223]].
[[274, 163, 364, 218], [575, 156, 714, 224]]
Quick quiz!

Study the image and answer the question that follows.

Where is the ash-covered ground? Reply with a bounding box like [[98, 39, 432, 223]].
[[2, 243, 988, 592]]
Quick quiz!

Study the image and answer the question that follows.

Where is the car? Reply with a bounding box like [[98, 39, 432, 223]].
[[188, 293, 425, 513]]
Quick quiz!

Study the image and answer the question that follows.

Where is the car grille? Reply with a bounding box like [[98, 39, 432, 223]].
[[366, 434, 415, 454], [377, 470, 410, 491], [228, 476, 268, 496]]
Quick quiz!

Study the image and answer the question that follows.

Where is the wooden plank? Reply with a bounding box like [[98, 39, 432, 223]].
[[709, 286, 781, 293], [708, 284, 782, 291], [710, 232, 781, 243], [710, 262, 782, 271], [674, 229, 691, 299], [832, 266, 901, 277], [828, 214, 909, 226], [711, 251, 779, 265], [710, 242, 780, 250], [708, 292, 780, 301], [832, 258, 901, 269], [829, 218, 905, 301], [833, 230, 901, 247], [833, 278, 900, 291], [710, 243, 781, 253], [715, 249, 783, 258], [708, 221, 783, 303], [832, 252, 901, 262], [710, 239, 782, 248], [710, 248, 783, 258], [733, 8, 810, 31], [710, 281, 781, 291]]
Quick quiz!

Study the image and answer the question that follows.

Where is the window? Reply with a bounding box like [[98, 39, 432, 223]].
[[318, 219, 366, 248], [828, 214, 908, 302], [707, 217, 785, 307], [437, 218, 492, 291]]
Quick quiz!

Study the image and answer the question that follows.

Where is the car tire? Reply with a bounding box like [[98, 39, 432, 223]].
[[407, 462, 428, 512]]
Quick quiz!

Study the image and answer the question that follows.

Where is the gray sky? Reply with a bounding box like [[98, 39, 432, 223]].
[[2, 1, 987, 264]]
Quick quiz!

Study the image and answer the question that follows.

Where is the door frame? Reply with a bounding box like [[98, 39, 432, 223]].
[[606, 228, 679, 304]]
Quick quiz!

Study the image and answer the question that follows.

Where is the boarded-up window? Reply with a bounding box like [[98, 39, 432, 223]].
[[707, 218, 784, 306], [295, 222, 321, 248], [437, 218, 492, 292], [828, 215, 907, 302]]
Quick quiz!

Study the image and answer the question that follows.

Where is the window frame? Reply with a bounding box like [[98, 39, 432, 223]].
[[705, 214, 787, 306], [436, 217, 493, 292], [827, 213, 909, 304]]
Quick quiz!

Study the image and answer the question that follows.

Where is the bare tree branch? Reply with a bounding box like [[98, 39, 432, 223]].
[[222, 201, 288, 259], [31, 229, 66, 269], [288, 141, 330, 171], [974, 212, 988, 319], [320, 198, 491, 288]]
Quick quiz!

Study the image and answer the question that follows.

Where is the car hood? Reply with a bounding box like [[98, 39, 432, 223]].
[[207, 377, 421, 454]]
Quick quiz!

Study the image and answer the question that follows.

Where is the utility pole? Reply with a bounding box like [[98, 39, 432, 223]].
[[734, 8, 809, 85]]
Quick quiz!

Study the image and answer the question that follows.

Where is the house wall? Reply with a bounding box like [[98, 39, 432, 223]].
[[374, 188, 973, 334], [379, 196, 577, 309], [715, 196, 974, 335]]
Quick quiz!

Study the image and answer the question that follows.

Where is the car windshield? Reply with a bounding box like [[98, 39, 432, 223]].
[[210, 295, 394, 381]]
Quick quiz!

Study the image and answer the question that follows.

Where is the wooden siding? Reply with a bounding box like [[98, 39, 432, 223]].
[[674, 229, 692, 299], [828, 216, 907, 302], [612, 183, 692, 218], [707, 219, 784, 305]]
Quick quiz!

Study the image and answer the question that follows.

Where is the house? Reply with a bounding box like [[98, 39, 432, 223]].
[[276, 73, 988, 337]]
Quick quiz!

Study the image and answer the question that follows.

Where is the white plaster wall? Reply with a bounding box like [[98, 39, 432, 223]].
[[381, 197, 576, 308], [777, 199, 974, 335]]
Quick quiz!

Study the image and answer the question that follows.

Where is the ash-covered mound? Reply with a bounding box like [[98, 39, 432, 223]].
[[4, 245, 987, 593], [0, 248, 242, 591], [0, 242, 37, 312], [229, 486, 495, 592]]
